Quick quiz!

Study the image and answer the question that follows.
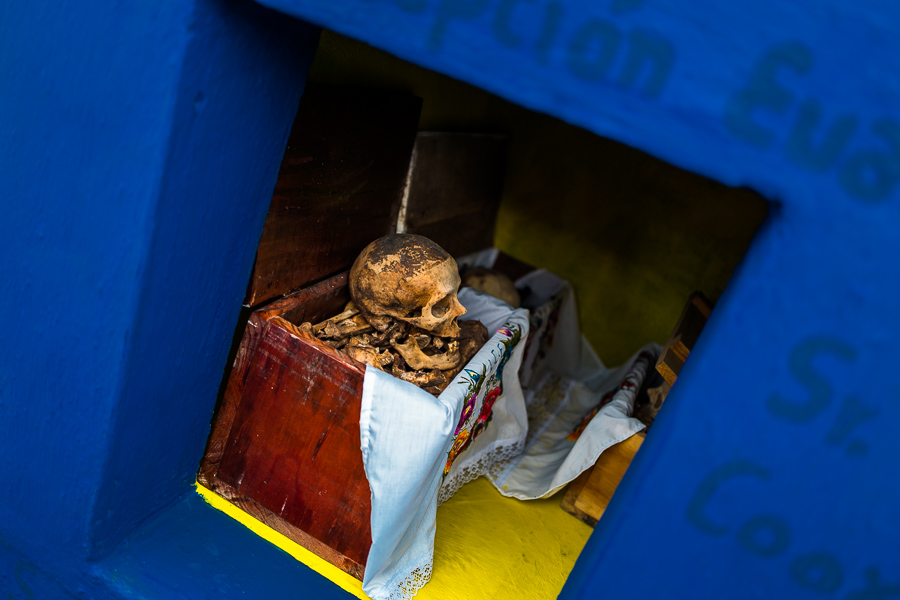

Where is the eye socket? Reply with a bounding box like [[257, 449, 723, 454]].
[[430, 294, 452, 318]]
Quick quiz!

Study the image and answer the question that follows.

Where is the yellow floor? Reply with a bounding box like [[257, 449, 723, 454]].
[[197, 477, 593, 599]]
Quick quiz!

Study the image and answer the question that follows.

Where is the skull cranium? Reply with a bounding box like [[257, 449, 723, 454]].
[[350, 233, 467, 337]]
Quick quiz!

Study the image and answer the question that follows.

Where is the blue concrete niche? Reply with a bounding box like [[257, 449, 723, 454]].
[[2, 0, 898, 598], [198, 27, 771, 596]]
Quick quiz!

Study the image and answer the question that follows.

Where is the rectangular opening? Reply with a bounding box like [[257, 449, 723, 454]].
[[200, 28, 768, 600]]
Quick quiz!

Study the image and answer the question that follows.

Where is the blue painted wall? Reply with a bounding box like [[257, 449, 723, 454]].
[[1, 0, 324, 595], [2, 0, 897, 597]]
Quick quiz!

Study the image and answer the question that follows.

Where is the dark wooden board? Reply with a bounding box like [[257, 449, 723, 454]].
[[655, 292, 712, 386], [405, 211, 498, 259], [198, 312, 267, 488], [400, 132, 508, 257], [492, 251, 536, 283], [255, 271, 351, 326], [245, 85, 422, 306]]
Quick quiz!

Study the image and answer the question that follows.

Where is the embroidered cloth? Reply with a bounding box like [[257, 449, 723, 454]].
[[359, 288, 529, 600], [484, 267, 659, 498]]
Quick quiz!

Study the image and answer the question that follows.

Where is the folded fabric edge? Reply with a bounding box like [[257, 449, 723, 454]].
[[365, 550, 434, 600]]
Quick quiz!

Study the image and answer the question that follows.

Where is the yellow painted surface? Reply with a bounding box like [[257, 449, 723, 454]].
[[197, 477, 594, 600], [195, 482, 369, 599], [428, 478, 594, 600]]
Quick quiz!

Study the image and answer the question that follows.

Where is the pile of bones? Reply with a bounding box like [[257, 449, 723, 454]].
[[299, 233, 669, 424], [300, 234, 490, 395]]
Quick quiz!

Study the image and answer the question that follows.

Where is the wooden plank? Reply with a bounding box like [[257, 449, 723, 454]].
[[254, 271, 351, 326], [655, 349, 684, 388], [400, 132, 508, 257], [492, 251, 537, 283], [198, 313, 267, 489], [204, 272, 375, 579], [404, 210, 498, 258], [245, 85, 422, 306], [655, 291, 712, 386], [561, 433, 645, 527], [200, 272, 353, 489], [215, 319, 371, 570]]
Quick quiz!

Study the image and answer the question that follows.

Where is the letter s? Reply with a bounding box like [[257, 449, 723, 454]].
[[767, 336, 856, 423]]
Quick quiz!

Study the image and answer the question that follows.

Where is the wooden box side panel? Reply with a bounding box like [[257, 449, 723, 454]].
[[246, 85, 423, 306], [655, 292, 712, 386], [401, 132, 508, 257], [214, 320, 372, 567], [254, 271, 350, 326], [199, 272, 352, 491], [198, 313, 268, 488], [561, 432, 645, 527]]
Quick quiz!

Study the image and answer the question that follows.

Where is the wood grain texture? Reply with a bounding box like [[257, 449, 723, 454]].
[[255, 271, 351, 326], [406, 211, 499, 259], [561, 433, 645, 527], [215, 319, 371, 568], [198, 313, 268, 489], [201, 273, 372, 579], [246, 85, 422, 306], [400, 132, 508, 257]]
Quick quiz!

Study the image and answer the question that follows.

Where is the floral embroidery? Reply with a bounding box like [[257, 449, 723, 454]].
[[443, 324, 523, 478], [565, 350, 655, 442]]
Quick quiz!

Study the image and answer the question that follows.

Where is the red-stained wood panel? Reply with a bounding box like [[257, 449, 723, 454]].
[[201, 272, 373, 579], [215, 320, 372, 568]]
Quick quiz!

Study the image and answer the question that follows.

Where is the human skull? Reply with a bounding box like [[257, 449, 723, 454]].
[[350, 233, 467, 337]]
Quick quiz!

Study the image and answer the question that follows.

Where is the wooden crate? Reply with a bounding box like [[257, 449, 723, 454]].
[[197, 87, 517, 580], [245, 84, 423, 306], [399, 132, 508, 257], [655, 292, 712, 386], [199, 272, 372, 579], [198, 84, 423, 580], [561, 292, 713, 526]]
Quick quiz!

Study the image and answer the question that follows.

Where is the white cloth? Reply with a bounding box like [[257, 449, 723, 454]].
[[359, 288, 529, 600], [485, 267, 659, 498], [488, 347, 658, 499], [515, 269, 607, 388], [452, 259, 659, 500], [360, 251, 659, 598]]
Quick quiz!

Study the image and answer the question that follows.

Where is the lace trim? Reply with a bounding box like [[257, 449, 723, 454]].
[[437, 437, 525, 505], [377, 552, 433, 600]]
